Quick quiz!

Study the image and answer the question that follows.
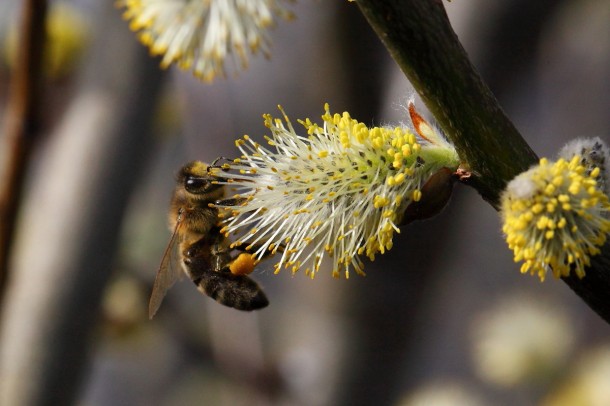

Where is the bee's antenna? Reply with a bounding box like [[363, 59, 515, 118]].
[[209, 156, 236, 172]]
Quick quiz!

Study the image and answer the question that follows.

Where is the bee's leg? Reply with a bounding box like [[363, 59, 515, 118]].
[[210, 242, 232, 273], [183, 235, 230, 274], [231, 241, 285, 259], [209, 156, 239, 171], [214, 196, 247, 207]]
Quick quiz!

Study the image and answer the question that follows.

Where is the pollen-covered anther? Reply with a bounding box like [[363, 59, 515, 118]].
[[501, 154, 610, 281], [412, 189, 422, 202]]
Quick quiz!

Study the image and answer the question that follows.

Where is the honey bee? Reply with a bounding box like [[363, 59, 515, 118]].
[[148, 160, 268, 319]]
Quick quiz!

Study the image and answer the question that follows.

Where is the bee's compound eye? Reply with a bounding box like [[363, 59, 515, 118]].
[[185, 176, 209, 193]]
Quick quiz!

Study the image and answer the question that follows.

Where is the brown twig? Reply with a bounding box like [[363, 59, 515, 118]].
[[356, 0, 610, 324], [0, 0, 47, 304], [356, 0, 538, 207]]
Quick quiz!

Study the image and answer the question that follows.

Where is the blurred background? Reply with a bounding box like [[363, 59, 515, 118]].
[[0, 0, 609, 405]]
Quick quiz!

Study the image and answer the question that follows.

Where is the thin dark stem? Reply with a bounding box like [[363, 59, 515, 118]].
[[0, 0, 47, 305], [356, 0, 610, 324]]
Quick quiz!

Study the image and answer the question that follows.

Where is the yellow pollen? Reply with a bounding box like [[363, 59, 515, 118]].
[[412, 189, 422, 202]]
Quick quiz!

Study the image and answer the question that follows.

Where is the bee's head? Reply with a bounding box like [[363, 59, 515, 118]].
[[178, 161, 222, 195]]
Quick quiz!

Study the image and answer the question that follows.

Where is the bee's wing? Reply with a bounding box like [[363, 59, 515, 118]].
[[149, 219, 184, 319]]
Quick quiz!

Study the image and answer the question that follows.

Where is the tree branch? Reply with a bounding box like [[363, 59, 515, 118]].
[[356, 0, 538, 207], [0, 0, 47, 307], [356, 0, 610, 324]]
